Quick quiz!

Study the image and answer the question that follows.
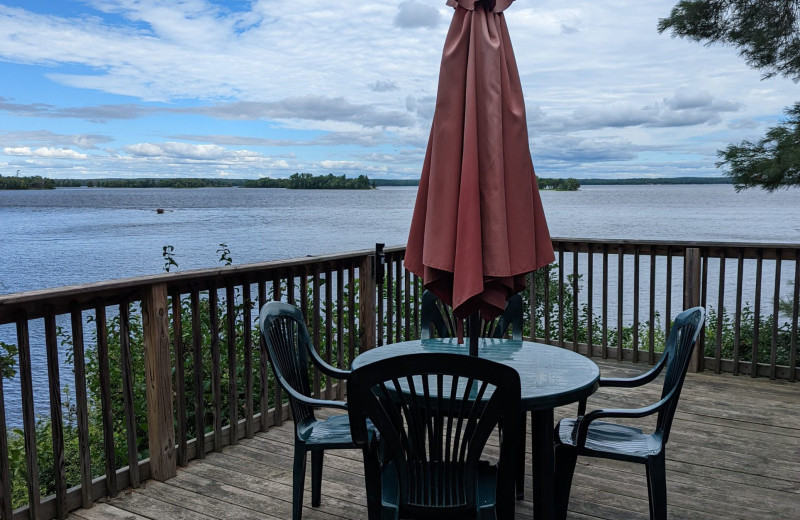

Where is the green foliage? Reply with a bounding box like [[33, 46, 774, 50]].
[[0, 174, 55, 190], [705, 304, 797, 365], [537, 178, 580, 191], [659, 1, 800, 190], [162, 245, 178, 273], [523, 266, 666, 353], [243, 173, 374, 190], [216, 243, 232, 266], [658, 1, 800, 82], [716, 103, 800, 192], [576, 177, 731, 185]]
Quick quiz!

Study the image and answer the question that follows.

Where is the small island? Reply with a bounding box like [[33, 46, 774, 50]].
[[243, 173, 374, 190], [0, 174, 55, 190]]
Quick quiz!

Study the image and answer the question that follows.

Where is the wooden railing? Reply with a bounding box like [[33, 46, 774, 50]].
[[0, 239, 796, 518]]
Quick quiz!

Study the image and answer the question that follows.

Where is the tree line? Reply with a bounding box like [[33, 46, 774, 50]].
[[0, 174, 55, 190], [537, 177, 580, 191], [243, 173, 374, 189]]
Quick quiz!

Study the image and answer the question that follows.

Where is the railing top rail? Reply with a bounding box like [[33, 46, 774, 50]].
[[0, 247, 375, 323], [3, 238, 798, 324], [549, 237, 800, 250]]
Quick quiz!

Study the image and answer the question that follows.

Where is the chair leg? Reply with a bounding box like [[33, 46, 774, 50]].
[[646, 453, 667, 520], [292, 446, 307, 520], [516, 412, 527, 499], [311, 450, 324, 507], [361, 443, 383, 520], [554, 443, 578, 520]]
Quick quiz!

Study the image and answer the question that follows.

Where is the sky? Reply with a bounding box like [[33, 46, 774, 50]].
[[0, 0, 797, 181]]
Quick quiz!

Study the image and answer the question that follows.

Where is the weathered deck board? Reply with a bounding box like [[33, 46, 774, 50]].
[[68, 359, 800, 519]]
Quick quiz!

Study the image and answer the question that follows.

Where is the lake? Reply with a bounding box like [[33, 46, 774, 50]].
[[1, 183, 798, 425], [2, 184, 798, 295]]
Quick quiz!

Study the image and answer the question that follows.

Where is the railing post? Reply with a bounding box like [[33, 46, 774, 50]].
[[359, 245, 380, 351], [142, 283, 177, 481], [684, 248, 703, 373]]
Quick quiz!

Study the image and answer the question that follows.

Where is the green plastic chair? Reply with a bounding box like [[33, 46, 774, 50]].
[[348, 352, 521, 520], [259, 301, 376, 520], [421, 289, 526, 498], [553, 307, 706, 520], [420, 290, 523, 341]]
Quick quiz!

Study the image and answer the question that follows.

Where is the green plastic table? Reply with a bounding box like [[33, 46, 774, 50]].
[[351, 337, 600, 520]]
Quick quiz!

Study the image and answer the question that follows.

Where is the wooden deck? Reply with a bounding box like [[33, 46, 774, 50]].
[[67, 359, 799, 520]]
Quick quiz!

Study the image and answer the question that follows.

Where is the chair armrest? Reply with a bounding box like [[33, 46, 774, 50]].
[[599, 352, 668, 388], [577, 353, 668, 416], [274, 371, 348, 410], [306, 343, 351, 379], [572, 384, 679, 448]]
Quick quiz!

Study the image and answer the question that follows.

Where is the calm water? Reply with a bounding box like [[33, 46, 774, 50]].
[[2, 184, 798, 295], [0, 184, 798, 425]]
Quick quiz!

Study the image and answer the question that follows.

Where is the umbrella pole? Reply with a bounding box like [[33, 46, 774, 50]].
[[468, 311, 480, 356]]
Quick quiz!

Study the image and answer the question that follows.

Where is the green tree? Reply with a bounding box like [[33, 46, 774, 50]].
[[658, 1, 800, 191]]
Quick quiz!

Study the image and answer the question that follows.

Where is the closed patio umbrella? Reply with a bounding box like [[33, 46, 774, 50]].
[[404, 0, 554, 354]]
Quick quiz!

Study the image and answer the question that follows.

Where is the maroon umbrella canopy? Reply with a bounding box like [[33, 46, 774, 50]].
[[405, 0, 554, 324]]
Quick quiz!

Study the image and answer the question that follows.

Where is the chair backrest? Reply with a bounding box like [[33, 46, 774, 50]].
[[258, 301, 316, 429], [348, 353, 520, 519], [657, 306, 705, 444], [420, 290, 523, 341]]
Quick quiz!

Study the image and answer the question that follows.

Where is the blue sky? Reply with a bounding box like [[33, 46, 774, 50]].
[[0, 0, 796, 180]]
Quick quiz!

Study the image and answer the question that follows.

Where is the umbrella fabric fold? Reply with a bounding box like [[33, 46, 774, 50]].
[[405, 1, 554, 321]]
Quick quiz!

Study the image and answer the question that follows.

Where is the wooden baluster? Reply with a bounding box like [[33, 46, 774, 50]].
[[44, 309, 67, 517], [617, 246, 624, 362], [95, 302, 118, 495], [386, 256, 394, 345], [701, 249, 710, 368], [70, 306, 92, 508], [16, 312, 41, 516], [171, 289, 188, 467], [191, 287, 206, 457], [226, 284, 238, 445], [752, 250, 763, 377], [313, 269, 322, 398], [404, 264, 411, 341], [587, 246, 594, 357], [325, 267, 333, 400], [572, 247, 579, 352], [789, 251, 799, 382], [243, 282, 254, 439], [665, 246, 673, 339], [348, 264, 357, 363], [142, 284, 176, 481], [258, 276, 273, 430], [770, 250, 782, 380], [336, 264, 345, 399], [118, 299, 140, 487], [684, 248, 703, 373], [602, 245, 608, 359], [633, 246, 640, 363], [715, 253, 726, 374], [558, 244, 565, 348], [544, 264, 551, 344], [287, 274, 296, 305], [413, 272, 420, 340], [395, 259, 402, 343], [209, 285, 223, 450], [0, 350, 9, 520], [648, 250, 656, 365], [733, 251, 744, 376]]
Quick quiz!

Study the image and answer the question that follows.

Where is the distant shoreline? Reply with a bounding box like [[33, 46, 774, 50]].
[[2, 175, 733, 190]]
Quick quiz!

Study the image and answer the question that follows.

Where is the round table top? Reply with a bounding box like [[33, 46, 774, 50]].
[[351, 338, 600, 411]]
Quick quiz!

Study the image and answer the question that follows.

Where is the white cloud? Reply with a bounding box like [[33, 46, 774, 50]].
[[4, 146, 88, 159], [394, 1, 441, 29], [0, 1, 796, 179]]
